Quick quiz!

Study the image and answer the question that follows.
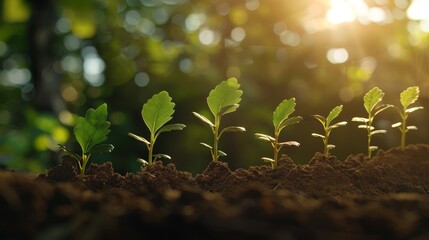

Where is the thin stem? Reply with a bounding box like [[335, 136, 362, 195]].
[[324, 128, 330, 157], [273, 131, 280, 169], [80, 154, 90, 177], [367, 114, 373, 158], [148, 132, 155, 164], [212, 116, 220, 162], [400, 111, 407, 150]]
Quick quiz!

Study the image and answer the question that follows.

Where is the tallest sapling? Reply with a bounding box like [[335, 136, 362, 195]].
[[193, 78, 246, 162], [391, 86, 424, 149], [352, 87, 392, 158]]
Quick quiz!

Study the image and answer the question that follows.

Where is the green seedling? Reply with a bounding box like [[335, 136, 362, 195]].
[[255, 98, 302, 169], [391, 86, 423, 149], [311, 105, 347, 157], [59, 103, 114, 176], [128, 91, 185, 166], [352, 87, 392, 158], [193, 78, 246, 162]]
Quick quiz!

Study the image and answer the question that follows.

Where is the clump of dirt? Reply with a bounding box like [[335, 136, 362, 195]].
[[3, 144, 429, 239]]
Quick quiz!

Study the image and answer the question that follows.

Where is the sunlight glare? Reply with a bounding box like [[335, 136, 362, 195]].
[[407, 0, 429, 20], [326, 0, 368, 24]]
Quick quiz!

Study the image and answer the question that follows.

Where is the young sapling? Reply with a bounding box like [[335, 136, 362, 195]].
[[59, 103, 114, 176], [128, 91, 185, 166], [311, 105, 347, 157], [352, 87, 392, 158], [193, 78, 246, 162], [255, 98, 302, 169], [391, 86, 423, 149]]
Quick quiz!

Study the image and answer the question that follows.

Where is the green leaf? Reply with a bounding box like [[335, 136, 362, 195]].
[[373, 104, 393, 117], [352, 117, 369, 123], [142, 91, 175, 135], [137, 158, 149, 166], [326, 105, 343, 126], [261, 157, 275, 163], [157, 123, 186, 135], [278, 141, 300, 147], [74, 103, 111, 154], [58, 144, 80, 161], [87, 144, 114, 154], [312, 114, 326, 125], [311, 133, 325, 139], [218, 104, 239, 116], [273, 98, 296, 131], [200, 142, 213, 149], [218, 150, 227, 157], [128, 133, 150, 146], [406, 106, 424, 113], [370, 129, 387, 136], [220, 126, 246, 137], [207, 78, 243, 117], [364, 87, 384, 114], [400, 86, 420, 109], [255, 133, 275, 142], [277, 116, 302, 132], [193, 112, 214, 127], [391, 122, 401, 128], [329, 121, 347, 129], [407, 126, 418, 130]]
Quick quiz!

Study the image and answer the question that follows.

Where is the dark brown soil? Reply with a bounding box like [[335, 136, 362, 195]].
[[2, 144, 429, 239]]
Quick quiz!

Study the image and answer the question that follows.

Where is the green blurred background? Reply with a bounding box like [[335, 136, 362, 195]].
[[1, 0, 429, 174]]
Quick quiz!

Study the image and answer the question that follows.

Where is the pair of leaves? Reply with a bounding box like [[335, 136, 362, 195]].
[[207, 77, 243, 118], [74, 103, 114, 155], [255, 133, 300, 147], [273, 98, 302, 134], [312, 105, 347, 131], [362, 87, 392, 117]]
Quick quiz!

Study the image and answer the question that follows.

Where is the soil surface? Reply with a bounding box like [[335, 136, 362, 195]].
[[2, 144, 429, 239]]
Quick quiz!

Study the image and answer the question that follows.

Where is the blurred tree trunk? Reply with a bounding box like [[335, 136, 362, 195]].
[[27, 0, 64, 113]]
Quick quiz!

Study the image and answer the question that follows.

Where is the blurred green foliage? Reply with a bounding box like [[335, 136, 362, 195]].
[[1, 0, 429, 174]]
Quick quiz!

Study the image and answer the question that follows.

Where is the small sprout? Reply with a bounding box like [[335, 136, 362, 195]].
[[352, 87, 392, 158], [59, 103, 114, 176], [311, 105, 347, 157], [391, 86, 424, 149], [129, 91, 186, 165], [255, 98, 302, 169], [193, 78, 246, 162]]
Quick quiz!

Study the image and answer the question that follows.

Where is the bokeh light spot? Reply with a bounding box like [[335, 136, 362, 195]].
[[327, 48, 349, 64], [199, 29, 220, 46], [62, 85, 78, 102], [179, 58, 193, 73], [245, 0, 260, 11], [407, 0, 429, 20], [231, 27, 246, 42], [134, 72, 150, 87]]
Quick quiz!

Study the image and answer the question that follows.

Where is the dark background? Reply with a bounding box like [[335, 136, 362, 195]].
[[1, 0, 428, 174]]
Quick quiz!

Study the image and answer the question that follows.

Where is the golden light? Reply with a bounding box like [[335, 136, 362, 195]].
[[326, 0, 371, 24], [407, 0, 429, 20]]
